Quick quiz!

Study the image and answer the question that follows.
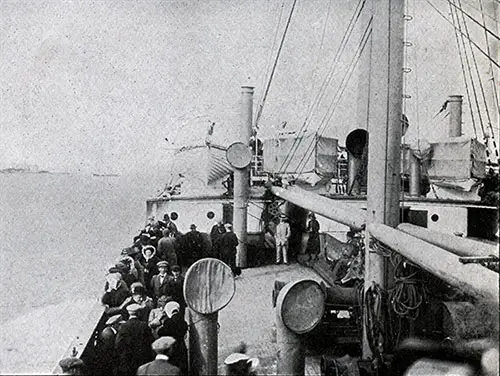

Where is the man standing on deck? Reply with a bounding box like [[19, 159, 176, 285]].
[[115, 304, 154, 376], [219, 223, 240, 276], [150, 261, 172, 301], [136, 336, 180, 376], [275, 215, 291, 264], [305, 212, 320, 263], [184, 223, 205, 263]]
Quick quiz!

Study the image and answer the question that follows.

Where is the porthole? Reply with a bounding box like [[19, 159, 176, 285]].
[[170, 212, 179, 221], [430, 214, 439, 222], [207, 211, 215, 219]]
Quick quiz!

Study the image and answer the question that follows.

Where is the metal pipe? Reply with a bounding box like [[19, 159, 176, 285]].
[[234, 85, 253, 268], [409, 152, 420, 196], [368, 223, 499, 304], [270, 186, 365, 231], [397, 223, 499, 258], [348, 153, 361, 195], [363, 0, 405, 358], [275, 280, 325, 376], [188, 310, 218, 376], [448, 95, 463, 138]]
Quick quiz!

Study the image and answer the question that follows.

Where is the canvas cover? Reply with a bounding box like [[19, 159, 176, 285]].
[[262, 132, 338, 175], [167, 145, 232, 193], [426, 137, 487, 179]]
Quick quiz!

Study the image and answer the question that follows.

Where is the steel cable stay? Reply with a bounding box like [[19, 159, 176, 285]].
[[277, 0, 368, 174], [296, 22, 372, 177], [451, 0, 485, 139], [295, 21, 372, 177], [255, 0, 286, 123], [448, 0, 479, 139], [456, 0, 499, 163], [426, 0, 500, 69], [479, 0, 500, 163], [461, 0, 500, 25], [254, 0, 298, 132], [448, 0, 500, 41]]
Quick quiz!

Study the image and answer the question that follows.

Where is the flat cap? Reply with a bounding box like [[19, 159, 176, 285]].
[[171, 265, 181, 273], [126, 303, 141, 314], [59, 357, 85, 372], [152, 336, 176, 353], [105, 314, 123, 326], [157, 261, 169, 268]]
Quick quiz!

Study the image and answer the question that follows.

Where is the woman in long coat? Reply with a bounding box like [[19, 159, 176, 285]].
[[157, 301, 188, 374], [139, 245, 159, 293]]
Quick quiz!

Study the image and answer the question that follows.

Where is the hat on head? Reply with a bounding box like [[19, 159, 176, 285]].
[[59, 357, 85, 372], [224, 353, 259, 371], [105, 314, 123, 326], [157, 260, 169, 268], [126, 304, 142, 315], [152, 336, 176, 353], [140, 232, 151, 239], [164, 301, 180, 318], [224, 223, 233, 229], [190, 224, 197, 230], [142, 245, 155, 254], [171, 265, 181, 273], [130, 282, 145, 294]]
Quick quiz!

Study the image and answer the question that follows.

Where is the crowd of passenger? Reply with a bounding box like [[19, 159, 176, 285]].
[[58, 213, 253, 376]]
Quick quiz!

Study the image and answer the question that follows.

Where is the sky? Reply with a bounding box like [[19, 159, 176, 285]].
[[1, 0, 498, 176]]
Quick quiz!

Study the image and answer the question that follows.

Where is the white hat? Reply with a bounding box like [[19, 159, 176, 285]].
[[164, 301, 180, 318]]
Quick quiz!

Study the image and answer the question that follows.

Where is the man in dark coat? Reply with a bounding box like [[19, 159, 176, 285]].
[[210, 221, 226, 259], [219, 223, 239, 276], [95, 314, 123, 376], [184, 224, 205, 264], [157, 235, 178, 266], [150, 261, 172, 302], [114, 304, 154, 376], [136, 336, 180, 376], [164, 265, 185, 317], [305, 212, 320, 262]]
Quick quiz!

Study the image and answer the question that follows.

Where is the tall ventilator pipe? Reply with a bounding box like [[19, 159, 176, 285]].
[[275, 279, 325, 376], [409, 151, 420, 196], [448, 95, 463, 138], [234, 86, 253, 268], [184, 258, 235, 376]]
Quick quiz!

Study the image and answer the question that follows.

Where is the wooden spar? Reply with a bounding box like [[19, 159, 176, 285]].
[[234, 86, 253, 268], [270, 186, 365, 231], [362, 0, 405, 358], [398, 223, 499, 258], [368, 223, 499, 304]]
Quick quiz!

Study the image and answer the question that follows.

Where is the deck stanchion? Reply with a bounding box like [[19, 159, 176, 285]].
[[275, 279, 325, 376], [183, 258, 235, 376]]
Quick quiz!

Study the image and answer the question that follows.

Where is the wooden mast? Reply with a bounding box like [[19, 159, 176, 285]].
[[362, 0, 405, 359]]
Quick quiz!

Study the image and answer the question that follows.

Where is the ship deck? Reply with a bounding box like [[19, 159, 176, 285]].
[[216, 263, 327, 375]]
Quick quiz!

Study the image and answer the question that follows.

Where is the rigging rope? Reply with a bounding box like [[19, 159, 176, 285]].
[[254, 0, 298, 130], [461, 0, 500, 25], [256, 0, 286, 121], [426, 0, 500, 69], [295, 19, 372, 176], [448, 0, 500, 41], [456, 0, 499, 164], [449, 0, 478, 139], [452, 0, 486, 138], [479, 0, 500, 164], [277, 0, 367, 174]]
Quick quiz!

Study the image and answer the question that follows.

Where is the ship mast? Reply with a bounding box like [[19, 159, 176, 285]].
[[362, 0, 405, 360]]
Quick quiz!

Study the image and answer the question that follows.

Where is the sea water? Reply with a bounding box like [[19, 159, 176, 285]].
[[0, 172, 163, 371]]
